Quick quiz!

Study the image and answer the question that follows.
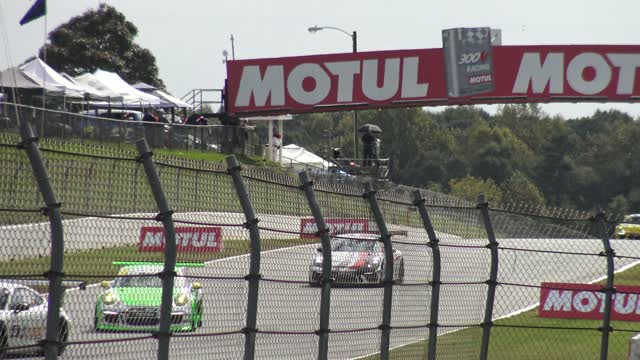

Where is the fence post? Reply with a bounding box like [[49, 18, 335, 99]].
[[411, 190, 441, 360], [594, 211, 614, 360], [19, 120, 65, 360], [477, 194, 499, 360], [135, 139, 176, 360], [225, 155, 261, 360], [363, 182, 394, 360], [298, 171, 333, 360]]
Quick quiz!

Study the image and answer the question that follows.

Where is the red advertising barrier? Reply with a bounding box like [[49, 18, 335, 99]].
[[300, 218, 369, 238], [226, 45, 640, 116], [539, 282, 640, 322], [139, 226, 223, 253]]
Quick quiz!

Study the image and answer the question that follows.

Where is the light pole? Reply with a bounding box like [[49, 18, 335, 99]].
[[308, 25, 359, 159]]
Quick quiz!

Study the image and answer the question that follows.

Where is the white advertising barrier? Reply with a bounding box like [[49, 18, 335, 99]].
[[0, 212, 428, 261], [629, 334, 640, 360], [0, 212, 303, 261]]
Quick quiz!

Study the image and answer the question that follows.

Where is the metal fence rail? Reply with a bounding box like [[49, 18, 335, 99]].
[[1, 110, 639, 360]]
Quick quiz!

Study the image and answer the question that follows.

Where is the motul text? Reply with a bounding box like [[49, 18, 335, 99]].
[[139, 226, 223, 253], [539, 282, 640, 322]]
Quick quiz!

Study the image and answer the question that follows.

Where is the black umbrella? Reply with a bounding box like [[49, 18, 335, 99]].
[[358, 123, 382, 134]]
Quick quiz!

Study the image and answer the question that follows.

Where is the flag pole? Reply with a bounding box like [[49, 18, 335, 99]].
[[40, 12, 47, 136]]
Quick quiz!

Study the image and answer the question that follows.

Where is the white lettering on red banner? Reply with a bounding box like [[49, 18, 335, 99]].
[[139, 226, 223, 253], [539, 282, 640, 322], [300, 218, 369, 239], [225, 45, 640, 116]]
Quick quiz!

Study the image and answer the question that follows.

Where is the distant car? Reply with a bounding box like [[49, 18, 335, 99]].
[[0, 282, 70, 357], [614, 214, 640, 239], [308, 233, 405, 285], [94, 262, 204, 332]]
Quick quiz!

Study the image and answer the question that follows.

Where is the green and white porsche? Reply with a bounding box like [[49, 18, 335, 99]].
[[94, 262, 204, 332]]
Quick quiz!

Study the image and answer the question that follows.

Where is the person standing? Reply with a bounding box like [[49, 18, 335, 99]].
[[272, 132, 282, 161], [362, 132, 375, 166]]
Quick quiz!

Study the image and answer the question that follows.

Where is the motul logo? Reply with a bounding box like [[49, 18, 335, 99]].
[[234, 56, 429, 107], [513, 52, 640, 95], [300, 218, 369, 238], [539, 282, 640, 322], [139, 226, 223, 253]]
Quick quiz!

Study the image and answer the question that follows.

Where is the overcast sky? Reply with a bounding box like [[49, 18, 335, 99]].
[[2, 0, 640, 118]]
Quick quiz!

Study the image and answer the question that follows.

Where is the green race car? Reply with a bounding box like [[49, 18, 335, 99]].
[[614, 214, 640, 239], [94, 262, 204, 332]]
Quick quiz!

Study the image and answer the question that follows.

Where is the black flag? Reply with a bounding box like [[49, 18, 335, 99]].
[[19, 0, 46, 26]]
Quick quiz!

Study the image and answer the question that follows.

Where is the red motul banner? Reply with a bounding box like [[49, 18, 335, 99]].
[[539, 282, 640, 322], [139, 226, 223, 253], [300, 218, 369, 238], [225, 45, 640, 115]]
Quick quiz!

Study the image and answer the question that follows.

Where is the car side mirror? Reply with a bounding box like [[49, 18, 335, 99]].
[[100, 281, 111, 289], [192, 282, 202, 290], [12, 303, 29, 312]]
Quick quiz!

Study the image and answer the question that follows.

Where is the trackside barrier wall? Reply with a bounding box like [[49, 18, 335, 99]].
[[2, 106, 640, 360]]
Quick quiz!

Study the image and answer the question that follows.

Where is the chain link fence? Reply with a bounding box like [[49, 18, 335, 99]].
[[0, 106, 638, 360]]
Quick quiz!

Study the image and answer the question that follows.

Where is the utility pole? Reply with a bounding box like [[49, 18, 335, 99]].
[[352, 31, 358, 160], [230, 34, 236, 60]]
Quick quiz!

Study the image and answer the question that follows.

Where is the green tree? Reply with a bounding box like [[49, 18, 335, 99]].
[[39, 3, 165, 89], [501, 171, 545, 206], [449, 175, 503, 204], [608, 195, 628, 217]]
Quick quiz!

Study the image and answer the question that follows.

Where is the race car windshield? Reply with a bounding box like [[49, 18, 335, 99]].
[[622, 216, 640, 224], [330, 237, 380, 252]]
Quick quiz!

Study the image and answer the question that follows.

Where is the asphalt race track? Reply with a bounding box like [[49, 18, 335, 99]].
[[3, 215, 640, 359]]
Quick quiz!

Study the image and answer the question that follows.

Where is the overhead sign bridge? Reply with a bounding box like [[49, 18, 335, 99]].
[[223, 44, 640, 116]]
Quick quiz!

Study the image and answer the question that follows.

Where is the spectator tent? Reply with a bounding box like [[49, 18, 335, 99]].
[[19, 57, 96, 98], [280, 144, 331, 171], [74, 70, 165, 107]]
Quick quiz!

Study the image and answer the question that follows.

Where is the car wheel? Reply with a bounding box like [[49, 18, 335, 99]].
[[397, 260, 405, 284], [195, 300, 203, 329], [0, 322, 7, 359], [309, 273, 320, 287], [94, 307, 100, 332], [377, 266, 385, 285], [58, 320, 69, 356]]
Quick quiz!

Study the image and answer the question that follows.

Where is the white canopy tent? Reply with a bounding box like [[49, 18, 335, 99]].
[[280, 144, 331, 171], [19, 57, 93, 98], [152, 89, 191, 108], [74, 70, 165, 107], [132, 82, 191, 108], [92, 70, 165, 106], [73, 73, 127, 103]]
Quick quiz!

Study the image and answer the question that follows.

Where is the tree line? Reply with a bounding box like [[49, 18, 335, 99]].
[[281, 105, 640, 215]]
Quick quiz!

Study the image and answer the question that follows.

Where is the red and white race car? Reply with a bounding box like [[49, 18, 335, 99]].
[[308, 233, 404, 285]]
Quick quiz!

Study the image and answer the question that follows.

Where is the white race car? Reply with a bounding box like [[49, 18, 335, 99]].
[[309, 233, 405, 285], [0, 282, 70, 357]]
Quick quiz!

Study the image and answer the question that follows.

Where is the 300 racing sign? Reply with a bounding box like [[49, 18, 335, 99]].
[[139, 226, 223, 253], [225, 45, 640, 115]]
